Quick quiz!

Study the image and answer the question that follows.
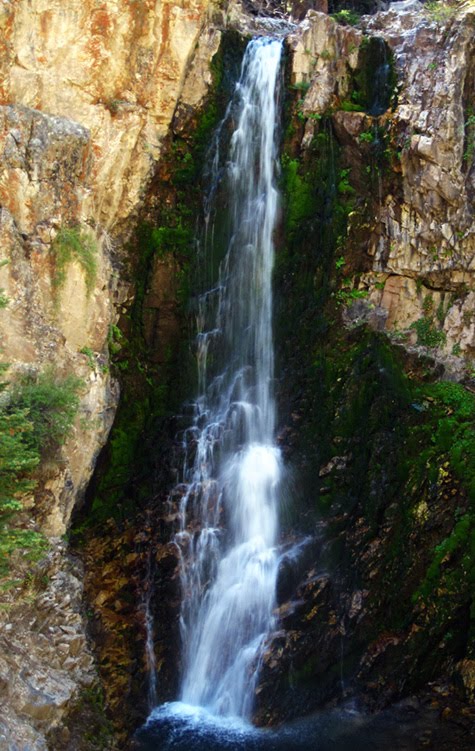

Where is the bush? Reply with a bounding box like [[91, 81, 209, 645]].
[[0, 367, 82, 577], [410, 316, 446, 348], [424, 0, 459, 22], [9, 369, 83, 456], [0, 391, 39, 522], [51, 226, 98, 296], [332, 9, 360, 26]]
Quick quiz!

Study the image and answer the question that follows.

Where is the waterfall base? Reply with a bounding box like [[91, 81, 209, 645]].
[[132, 700, 452, 751]]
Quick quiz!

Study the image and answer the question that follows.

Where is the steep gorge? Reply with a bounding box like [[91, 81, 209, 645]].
[[0, 1, 474, 750]]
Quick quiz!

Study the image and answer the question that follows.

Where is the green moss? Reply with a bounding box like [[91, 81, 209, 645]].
[[281, 156, 318, 239], [51, 227, 98, 297]]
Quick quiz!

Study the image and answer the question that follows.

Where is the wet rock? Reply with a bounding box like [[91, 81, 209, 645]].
[[319, 455, 351, 477], [456, 659, 475, 703]]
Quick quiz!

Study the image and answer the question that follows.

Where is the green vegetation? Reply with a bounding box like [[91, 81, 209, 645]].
[[409, 381, 475, 650], [80, 346, 96, 369], [335, 283, 368, 306], [51, 226, 98, 297], [331, 9, 361, 26], [359, 130, 376, 144], [424, 0, 460, 22], [0, 367, 82, 576], [10, 369, 83, 456], [298, 323, 475, 652], [463, 108, 475, 164], [339, 98, 364, 113], [410, 316, 447, 348], [107, 324, 125, 356]]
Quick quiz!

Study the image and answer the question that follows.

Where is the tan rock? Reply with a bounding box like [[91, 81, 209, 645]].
[[1, 0, 215, 232], [288, 11, 361, 114]]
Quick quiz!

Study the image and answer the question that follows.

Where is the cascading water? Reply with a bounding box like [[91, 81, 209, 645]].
[[136, 25, 460, 751], [171, 37, 283, 721]]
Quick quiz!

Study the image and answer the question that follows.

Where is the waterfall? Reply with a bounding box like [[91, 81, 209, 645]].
[[171, 37, 283, 721]]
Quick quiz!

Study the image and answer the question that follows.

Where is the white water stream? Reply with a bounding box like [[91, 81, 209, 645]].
[[167, 37, 284, 721]]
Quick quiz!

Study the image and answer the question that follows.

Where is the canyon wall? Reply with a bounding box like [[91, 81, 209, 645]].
[[1, 0, 474, 748], [0, 0, 221, 747], [255, 2, 475, 738], [288, 2, 475, 368]]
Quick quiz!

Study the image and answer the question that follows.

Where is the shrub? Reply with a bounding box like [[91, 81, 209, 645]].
[[0, 393, 39, 522], [51, 227, 98, 296], [410, 316, 446, 348], [332, 9, 361, 26], [424, 0, 459, 22], [107, 323, 124, 356], [0, 367, 82, 577], [359, 131, 375, 144], [9, 368, 83, 456]]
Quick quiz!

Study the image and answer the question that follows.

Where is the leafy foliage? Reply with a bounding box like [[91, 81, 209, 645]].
[[10, 369, 83, 456], [409, 316, 447, 348], [331, 9, 361, 26], [0, 368, 82, 576]]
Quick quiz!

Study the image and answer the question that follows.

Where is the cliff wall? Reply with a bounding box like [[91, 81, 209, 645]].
[[256, 3, 475, 739], [0, 1, 221, 747], [1, 1, 474, 748], [288, 1, 475, 367]]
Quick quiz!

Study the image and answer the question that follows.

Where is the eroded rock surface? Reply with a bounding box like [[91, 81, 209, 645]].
[[288, 3, 475, 367], [0, 0, 220, 747], [0, 545, 95, 750]]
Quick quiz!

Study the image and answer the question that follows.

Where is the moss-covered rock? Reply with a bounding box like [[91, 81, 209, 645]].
[[255, 56, 475, 730]]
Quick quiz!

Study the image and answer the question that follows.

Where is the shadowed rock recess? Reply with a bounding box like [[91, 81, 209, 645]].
[[0, 1, 474, 749]]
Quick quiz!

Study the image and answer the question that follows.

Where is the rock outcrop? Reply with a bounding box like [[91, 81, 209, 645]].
[[259, 2, 475, 739], [0, 0, 221, 537], [288, 1, 475, 369], [0, 0, 221, 747], [0, 544, 96, 750]]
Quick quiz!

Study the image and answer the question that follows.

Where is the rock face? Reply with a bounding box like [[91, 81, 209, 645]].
[[259, 3, 475, 738], [288, 3, 475, 366], [0, 0, 220, 748], [0, 104, 117, 537], [0, 0, 220, 536], [0, 544, 96, 750], [0, 0, 217, 232]]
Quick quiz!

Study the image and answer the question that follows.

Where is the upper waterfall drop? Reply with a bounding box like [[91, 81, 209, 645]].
[[172, 36, 284, 721]]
